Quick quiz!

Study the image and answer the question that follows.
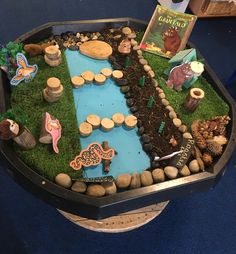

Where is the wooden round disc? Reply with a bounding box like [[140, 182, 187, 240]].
[[46, 50, 61, 60], [45, 45, 59, 57], [124, 115, 137, 128], [101, 118, 114, 131], [71, 76, 85, 88], [47, 77, 61, 91], [112, 70, 123, 79], [79, 40, 113, 60], [94, 73, 106, 85], [86, 114, 101, 129], [101, 68, 113, 78], [81, 70, 95, 83], [57, 201, 169, 233], [112, 113, 125, 126], [79, 122, 93, 136]]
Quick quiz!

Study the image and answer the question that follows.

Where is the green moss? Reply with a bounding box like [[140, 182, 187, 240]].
[[143, 51, 230, 129], [10, 53, 82, 180]]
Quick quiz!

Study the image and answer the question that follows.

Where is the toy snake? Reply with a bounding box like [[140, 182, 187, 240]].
[[70, 142, 115, 170]]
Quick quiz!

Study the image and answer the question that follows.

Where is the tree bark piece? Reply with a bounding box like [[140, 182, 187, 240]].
[[184, 88, 205, 112]]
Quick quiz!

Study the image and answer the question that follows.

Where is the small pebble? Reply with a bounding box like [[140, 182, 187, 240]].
[[131, 39, 138, 46], [159, 92, 166, 99], [137, 119, 143, 128], [189, 159, 200, 173], [116, 78, 128, 86], [144, 65, 151, 72], [130, 106, 138, 113], [173, 118, 182, 128], [71, 181, 87, 193], [152, 168, 165, 183], [128, 32, 136, 39], [138, 126, 145, 135], [148, 70, 155, 78], [183, 132, 193, 139], [101, 182, 117, 195], [137, 49, 142, 55], [141, 134, 151, 143], [179, 165, 191, 176], [86, 184, 106, 197], [166, 105, 174, 111], [122, 26, 132, 35], [169, 111, 177, 119], [164, 166, 178, 179], [143, 143, 153, 152], [126, 98, 134, 107], [179, 125, 188, 133], [120, 86, 130, 93], [139, 58, 148, 65], [124, 92, 132, 99], [130, 173, 141, 189], [161, 99, 169, 106], [140, 171, 153, 186], [55, 173, 72, 188], [116, 174, 132, 189]]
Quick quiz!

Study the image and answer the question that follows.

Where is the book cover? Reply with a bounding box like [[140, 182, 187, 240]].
[[140, 5, 197, 58]]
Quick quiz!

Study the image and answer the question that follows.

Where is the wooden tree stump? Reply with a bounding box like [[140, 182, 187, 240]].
[[184, 88, 205, 112], [102, 141, 112, 173], [13, 127, 36, 150]]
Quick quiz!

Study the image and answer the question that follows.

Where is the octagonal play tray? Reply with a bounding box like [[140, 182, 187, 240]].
[[0, 18, 235, 219]]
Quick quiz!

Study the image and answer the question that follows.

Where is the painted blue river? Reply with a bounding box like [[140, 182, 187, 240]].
[[65, 50, 150, 178]]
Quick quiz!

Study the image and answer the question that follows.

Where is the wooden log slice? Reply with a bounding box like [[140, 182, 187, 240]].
[[101, 118, 114, 132], [112, 70, 123, 79], [13, 127, 36, 150], [81, 70, 95, 83], [124, 115, 137, 129], [45, 45, 59, 58], [112, 113, 125, 126], [46, 77, 61, 91], [79, 40, 113, 60], [46, 85, 64, 97], [79, 122, 93, 136], [44, 54, 62, 67], [71, 76, 85, 88], [43, 89, 60, 103], [101, 68, 113, 78], [94, 73, 106, 85], [86, 114, 101, 129], [39, 114, 52, 144], [46, 50, 61, 61]]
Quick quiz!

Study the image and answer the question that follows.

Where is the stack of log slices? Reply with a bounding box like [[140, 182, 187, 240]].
[[43, 77, 64, 103], [44, 45, 62, 67]]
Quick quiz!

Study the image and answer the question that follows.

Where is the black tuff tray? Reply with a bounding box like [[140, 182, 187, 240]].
[[0, 18, 235, 219]]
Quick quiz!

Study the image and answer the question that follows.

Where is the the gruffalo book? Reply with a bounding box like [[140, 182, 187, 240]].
[[140, 5, 197, 58]]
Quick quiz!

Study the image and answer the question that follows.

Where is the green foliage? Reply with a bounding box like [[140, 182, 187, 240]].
[[0, 107, 29, 125], [143, 51, 230, 129], [10, 53, 82, 181], [6, 41, 24, 59]]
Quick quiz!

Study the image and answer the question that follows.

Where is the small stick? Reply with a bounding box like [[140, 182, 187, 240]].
[[102, 141, 111, 173]]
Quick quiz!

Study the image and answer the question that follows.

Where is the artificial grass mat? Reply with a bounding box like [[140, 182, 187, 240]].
[[9, 49, 229, 181], [10, 53, 82, 181], [143, 51, 230, 129]]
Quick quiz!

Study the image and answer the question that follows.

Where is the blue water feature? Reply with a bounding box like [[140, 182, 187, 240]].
[[65, 50, 150, 178]]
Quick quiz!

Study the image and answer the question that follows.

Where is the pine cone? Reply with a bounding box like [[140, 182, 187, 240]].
[[207, 141, 223, 157], [202, 153, 213, 166]]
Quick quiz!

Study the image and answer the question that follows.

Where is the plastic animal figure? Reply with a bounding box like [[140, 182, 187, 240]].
[[70, 142, 115, 170], [10, 53, 38, 86], [162, 27, 181, 55]]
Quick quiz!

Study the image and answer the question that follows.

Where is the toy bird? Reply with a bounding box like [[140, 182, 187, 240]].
[[10, 53, 38, 86]]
